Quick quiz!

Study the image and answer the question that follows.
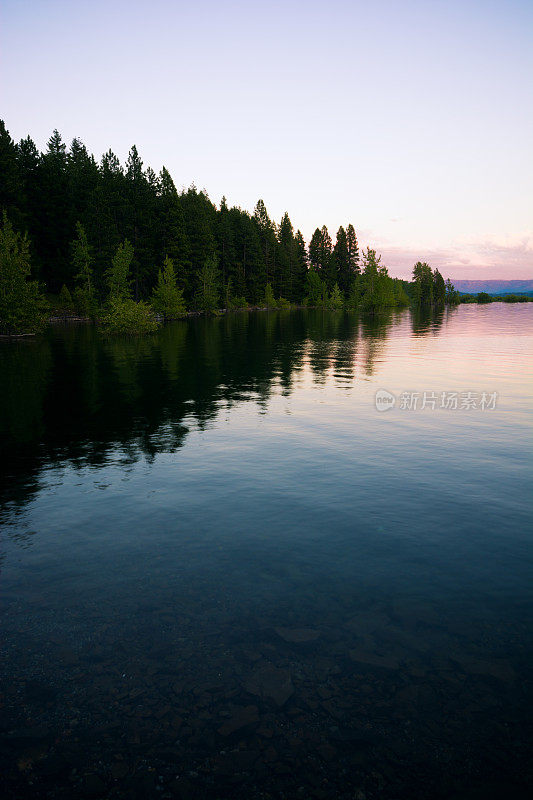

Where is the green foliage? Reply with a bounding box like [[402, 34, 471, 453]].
[[0, 212, 44, 334], [445, 278, 460, 305], [501, 294, 532, 303], [195, 253, 219, 312], [264, 282, 276, 308], [100, 297, 159, 335], [477, 292, 492, 304], [305, 269, 327, 306], [358, 249, 396, 312], [222, 277, 233, 310], [106, 239, 134, 300], [345, 278, 361, 310], [73, 286, 98, 317], [411, 263, 459, 307], [346, 224, 360, 279], [309, 226, 334, 289], [229, 295, 248, 309], [412, 261, 434, 306], [58, 284, 74, 310], [71, 221, 93, 295], [221, 277, 248, 310], [393, 281, 410, 306], [433, 269, 446, 306], [276, 296, 292, 310], [0, 120, 462, 323], [328, 282, 344, 310], [151, 256, 186, 318]]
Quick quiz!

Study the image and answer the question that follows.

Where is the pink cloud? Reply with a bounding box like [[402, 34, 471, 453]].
[[364, 237, 533, 280]]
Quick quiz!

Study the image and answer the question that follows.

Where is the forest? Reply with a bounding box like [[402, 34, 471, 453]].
[[0, 121, 458, 334]]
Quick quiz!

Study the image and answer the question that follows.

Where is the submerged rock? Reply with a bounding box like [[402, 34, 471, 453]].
[[274, 627, 321, 643], [348, 648, 401, 670], [244, 663, 294, 706], [217, 705, 259, 737]]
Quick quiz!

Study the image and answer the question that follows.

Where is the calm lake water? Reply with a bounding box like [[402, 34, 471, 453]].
[[1, 304, 532, 799]]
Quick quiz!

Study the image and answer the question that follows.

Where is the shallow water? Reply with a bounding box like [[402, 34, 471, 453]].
[[1, 304, 532, 799]]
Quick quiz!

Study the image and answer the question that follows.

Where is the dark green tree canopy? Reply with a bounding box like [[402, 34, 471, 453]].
[[0, 120, 459, 316]]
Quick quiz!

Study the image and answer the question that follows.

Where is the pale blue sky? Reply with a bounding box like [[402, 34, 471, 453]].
[[2, 0, 532, 277]]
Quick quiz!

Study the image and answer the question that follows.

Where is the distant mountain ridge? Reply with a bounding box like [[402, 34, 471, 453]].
[[452, 279, 533, 294]]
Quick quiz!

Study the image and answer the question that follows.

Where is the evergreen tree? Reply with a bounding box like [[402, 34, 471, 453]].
[[58, 284, 74, 311], [157, 167, 190, 282], [0, 121, 462, 319], [195, 253, 219, 312], [278, 212, 294, 300], [359, 249, 395, 312], [68, 138, 99, 235], [445, 278, 460, 305], [107, 240, 134, 300], [412, 261, 434, 305], [181, 186, 217, 296], [293, 230, 308, 303], [33, 129, 71, 290], [309, 226, 334, 288], [71, 221, 93, 296], [217, 195, 237, 290], [0, 212, 43, 334], [433, 268, 446, 306], [346, 224, 360, 278], [0, 120, 23, 226], [308, 228, 322, 272], [305, 268, 327, 306], [124, 145, 152, 299], [334, 226, 350, 293], [253, 199, 278, 288], [264, 282, 276, 309], [328, 282, 344, 310], [151, 256, 186, 318]]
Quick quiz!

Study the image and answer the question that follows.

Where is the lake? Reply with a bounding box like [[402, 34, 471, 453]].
[[1, 304, 532, 799]]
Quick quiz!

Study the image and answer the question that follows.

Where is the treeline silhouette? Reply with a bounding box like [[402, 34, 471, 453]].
[[0, 121, 409, 310]]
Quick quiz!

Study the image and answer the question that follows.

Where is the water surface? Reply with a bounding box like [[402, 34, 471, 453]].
[[1, 305, 532, 799]]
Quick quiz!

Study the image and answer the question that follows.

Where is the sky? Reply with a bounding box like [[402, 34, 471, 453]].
[[1, 0, 532, 279]]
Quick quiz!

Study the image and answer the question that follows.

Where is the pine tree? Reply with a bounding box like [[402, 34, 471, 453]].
[[412, 261, 434, 305], [445, 278, 459, 305], [0, 120, 23, 226], [0, 212, 43, 334], [217, 196, 237, 290], [125, 145, 151, 299], [305, 269, 327, 306], [68, 138, 99, 232], [346, 224, 360, 279], [293, 230, 308, 303], [328, 282, 344, 310], [151, 256, 186, 318], [71, 222, 93, 295], [253, 199, 278, 288], [157, 167, 191, 283], [309, 226, 334, 289], [195, 253, 219, 312], [33, 129, 71, 290], [264, 282, 276, 309], [59, 284, 74, 311], [107, 240, 134, 300], [181, 186, 217, 296], [278, 212, 294, 300], [334, 226, 350, 293], [433, 268, 446, 306]]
